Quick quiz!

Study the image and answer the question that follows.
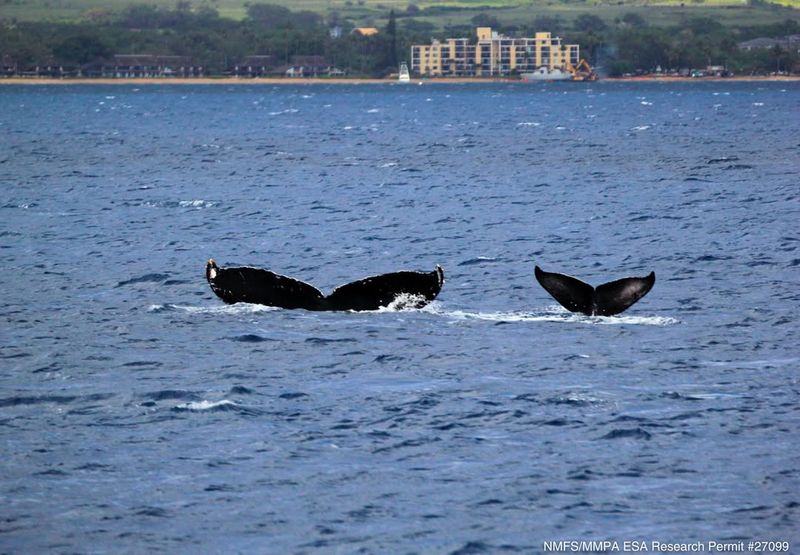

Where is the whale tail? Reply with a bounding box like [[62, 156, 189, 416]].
[[206, 260, 444, 311], [535, 266, 655, 316]]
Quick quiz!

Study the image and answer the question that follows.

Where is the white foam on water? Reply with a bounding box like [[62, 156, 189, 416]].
[[148, 303, 279, 315], [706, 357, 799, 369], [441, 309, 567, 323], [428, 305, 678, 326], [148, 302, 676, 325], [176, 400, 237, 411], [178, 199, 214, 209], [601, 314, 679, 326]]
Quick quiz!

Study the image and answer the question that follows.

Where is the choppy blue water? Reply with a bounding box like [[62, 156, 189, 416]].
[[1, 81, 799, 553]]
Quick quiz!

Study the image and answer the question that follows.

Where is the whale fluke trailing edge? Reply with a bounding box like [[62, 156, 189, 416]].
[[534, 266, 655, 316], [206, 259, 444, 311]]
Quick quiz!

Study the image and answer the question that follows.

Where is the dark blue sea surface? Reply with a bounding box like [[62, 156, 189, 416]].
[[1, 81, 798, 553]]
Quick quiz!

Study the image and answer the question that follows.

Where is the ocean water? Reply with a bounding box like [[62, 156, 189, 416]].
[[1, 81, 798, 553]]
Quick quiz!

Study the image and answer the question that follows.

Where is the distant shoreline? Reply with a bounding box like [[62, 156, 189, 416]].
[[1, 75, 798, 85]]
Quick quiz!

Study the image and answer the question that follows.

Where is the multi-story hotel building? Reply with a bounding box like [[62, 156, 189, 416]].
[[411, 27, 580, 77]]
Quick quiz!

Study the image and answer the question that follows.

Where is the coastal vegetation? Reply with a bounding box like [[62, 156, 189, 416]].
[[1, 0, 798, 77], [2, 0, 799, 24]]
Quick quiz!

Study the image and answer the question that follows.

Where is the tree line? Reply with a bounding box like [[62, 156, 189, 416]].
[[0, 3, 798, 76]]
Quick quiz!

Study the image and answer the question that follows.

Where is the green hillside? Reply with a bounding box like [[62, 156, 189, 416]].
[[1, 0, 798, 27]]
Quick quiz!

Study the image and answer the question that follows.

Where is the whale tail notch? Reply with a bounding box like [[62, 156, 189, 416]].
[[535, 265, 655, 316], [206, 260, 444, 312]]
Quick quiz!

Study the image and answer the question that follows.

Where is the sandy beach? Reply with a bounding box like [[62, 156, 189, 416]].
[[1, 75, 798, 85]]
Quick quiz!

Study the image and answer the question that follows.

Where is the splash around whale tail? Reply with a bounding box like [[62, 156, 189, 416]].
[[534, 266, 655, 316], [326, 265, 444, 311], [206, 259, 444, 312]]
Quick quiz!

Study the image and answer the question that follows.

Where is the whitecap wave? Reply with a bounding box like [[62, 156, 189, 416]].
[[172, 399, 265, 417], [178, 199, 215, 209], [175, 399, 237, 411], [174, 400, 238, 411], [706, 357, 799, 369], [269, 108, 299, 116]]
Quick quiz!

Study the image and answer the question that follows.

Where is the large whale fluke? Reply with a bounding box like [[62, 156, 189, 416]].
[[534, 266, 655, 316], [206, 259, 444, 312]]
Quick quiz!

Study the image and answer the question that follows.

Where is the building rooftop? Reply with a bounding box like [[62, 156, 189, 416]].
[[352, 27, 379, 36], [738, 35, 800, 50]]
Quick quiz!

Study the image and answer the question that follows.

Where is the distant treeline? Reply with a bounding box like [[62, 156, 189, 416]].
[[1, 3, 799, 76]]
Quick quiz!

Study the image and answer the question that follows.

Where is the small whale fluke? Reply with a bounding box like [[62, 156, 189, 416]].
[[534, 266, 655, 316], [206, 259, 444, 311]]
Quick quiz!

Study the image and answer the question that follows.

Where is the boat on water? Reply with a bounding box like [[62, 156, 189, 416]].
[[521, 67, 573, 82], [398, 62, 410, 83]]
